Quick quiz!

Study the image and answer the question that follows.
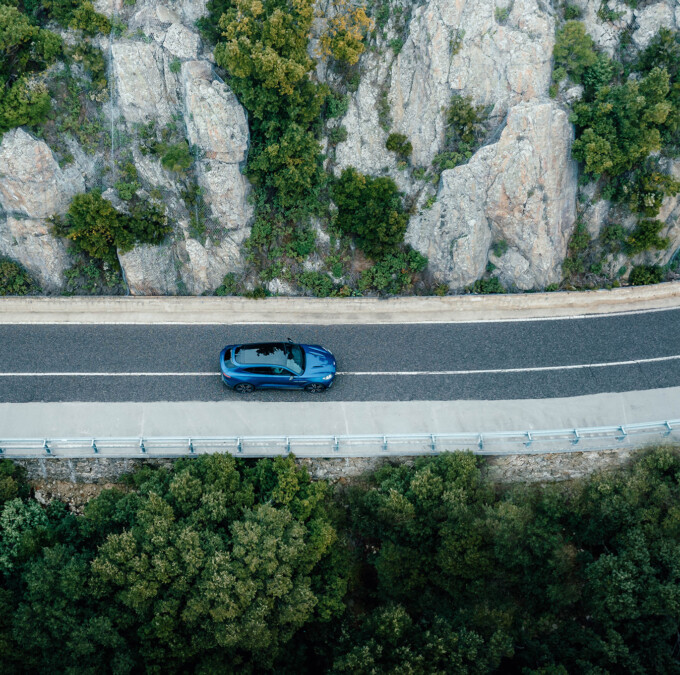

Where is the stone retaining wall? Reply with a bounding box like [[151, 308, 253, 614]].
[[11, 448, 644, 511]]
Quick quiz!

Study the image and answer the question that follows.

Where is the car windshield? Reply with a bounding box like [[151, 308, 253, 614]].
[[234, 343, 305, 375]]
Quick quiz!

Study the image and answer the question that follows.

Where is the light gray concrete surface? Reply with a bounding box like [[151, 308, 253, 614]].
[[1, 282, 679, 324], [1, 387, 678, 438]]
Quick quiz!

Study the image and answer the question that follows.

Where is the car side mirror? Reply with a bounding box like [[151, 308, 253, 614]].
[[289, 376, 294, 380]]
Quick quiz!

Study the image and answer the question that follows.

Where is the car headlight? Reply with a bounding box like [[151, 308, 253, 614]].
[[322, 374, 333, 380]]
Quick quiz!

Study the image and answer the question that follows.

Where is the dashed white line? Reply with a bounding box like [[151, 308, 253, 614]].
[[0, 354, 678, 377]]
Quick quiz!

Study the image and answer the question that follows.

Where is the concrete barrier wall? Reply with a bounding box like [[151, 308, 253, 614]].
[[1, 281, 679, 324]]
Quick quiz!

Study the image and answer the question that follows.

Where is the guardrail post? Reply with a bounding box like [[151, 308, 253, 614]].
[[430, 434, 436, 453], [572, 430, 580, 445], [382, 435, 388, 452], [478, 434, 483, 450], [524, 432, 533, 448], [616, 426, 628, 442], [139, 439, 146, 454], [286, 437, 291, 454], [43, 440, 51, 455], [665, 421, 674, 437], [188, 439, 195, 455], [237, 437, 242, 453], [91, 439, 98, 454], [334, 436, 339, 453]]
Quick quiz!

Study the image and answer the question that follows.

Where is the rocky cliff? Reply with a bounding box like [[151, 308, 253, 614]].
[[0, 0, 678, 295]]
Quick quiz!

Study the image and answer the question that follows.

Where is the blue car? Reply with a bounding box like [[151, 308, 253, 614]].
[[220, 341, 336, 393]]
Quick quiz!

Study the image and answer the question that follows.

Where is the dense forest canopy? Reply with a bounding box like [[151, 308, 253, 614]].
[[2, 447, 680, 673]]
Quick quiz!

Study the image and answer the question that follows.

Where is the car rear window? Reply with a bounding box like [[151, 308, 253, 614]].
[[234, 343, 304, 375]]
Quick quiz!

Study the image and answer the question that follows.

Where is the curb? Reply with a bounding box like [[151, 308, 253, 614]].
[[1, 281, 679, 324]]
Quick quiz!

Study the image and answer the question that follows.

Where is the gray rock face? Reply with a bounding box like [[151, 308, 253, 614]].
[[407, 102, 577, 290], [0, 129, 84, 218], [118, 243, 179, 295], [178, 231, 250, 295], [0, 130, 83, 290], [0, 217, 71, 291], [106, 9, 252, 294], [182, 61, 249, 164], [632, 1, 679, 50], [335, 0, 555, 173], [111, 41, 179, 125]]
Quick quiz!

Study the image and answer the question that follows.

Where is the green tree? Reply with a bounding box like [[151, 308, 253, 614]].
[[0, 4, 62, 133], [332, 168, 409, 258], [552, 20, 598, 84], [84, 455, 347, 671], [571, 67, 672, 178]]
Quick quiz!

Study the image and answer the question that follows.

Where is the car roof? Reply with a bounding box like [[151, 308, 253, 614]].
[[233, 342, 296, 367]]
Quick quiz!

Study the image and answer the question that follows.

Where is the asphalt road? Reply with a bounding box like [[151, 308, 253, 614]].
[[0, 309, 679, 402]]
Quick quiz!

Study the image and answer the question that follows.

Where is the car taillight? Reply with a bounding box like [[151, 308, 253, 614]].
[[223, 373, 232, 378]]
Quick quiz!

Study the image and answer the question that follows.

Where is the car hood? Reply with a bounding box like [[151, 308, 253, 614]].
[[303, 345, 336, 374]]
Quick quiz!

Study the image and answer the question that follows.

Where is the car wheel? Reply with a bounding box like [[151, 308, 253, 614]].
[[234, 383, 255, 394], [305, 383, 327, 393]]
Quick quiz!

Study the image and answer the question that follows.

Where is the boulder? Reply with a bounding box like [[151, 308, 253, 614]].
[[118, 243, 179, 295], [182, 61, 253, 229], [576, 0, 632, 56], [406, 101, 578, 290], [111, 41, 178, 125], [163, 23, 200, 59], [0, 217, 70, 291], [178, 232, 250, 295], [195, 163, 253, 229], [632, 2, 678, 50], [182, 61, 249, 163], [0, 129, 84, 219]]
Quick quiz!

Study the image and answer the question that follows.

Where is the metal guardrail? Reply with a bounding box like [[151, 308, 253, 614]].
[[0, 420, 678, 459]]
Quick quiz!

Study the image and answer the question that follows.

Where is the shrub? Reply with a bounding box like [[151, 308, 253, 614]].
[[318, 0, 373, 65], [491, 239, 508, 257], [625, 219, 669, 255], [169, 58, 181, 74], [607, 160, 680, 217], [68, 1, 110, 35], [332, 167, 409, 258], [495, 6, 510, 23], [553, 21, 598, 84], [385, 132, 412, 159], [433, 94, 487, 170], [563, 4, 582, 19], [298, 271, 337, 297], [71, 43, 108, 93], [160, 141, 193, 172], [325, 91, 349, 119], [629, 264, 664, 285], [600, 223, 626, 252], [0, 258, 37, 296], [358, 248, 427, 294], [328, 125, 348, 146], [635, 28, 680, 154], [53, 191, 170, 262], [562, 221, 591, 276], [215, 272, 240, 296], [466, 276, 505, 293]]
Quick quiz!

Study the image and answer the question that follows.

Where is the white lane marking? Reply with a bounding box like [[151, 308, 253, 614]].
[[0, 372, 217, 377], [338, 353, 680, 375], [0, 354, 679, 377]]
